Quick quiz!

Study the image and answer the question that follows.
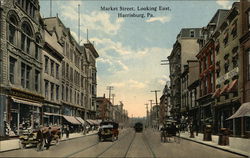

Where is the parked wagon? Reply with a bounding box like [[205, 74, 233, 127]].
[[19, 126, 61, 149]]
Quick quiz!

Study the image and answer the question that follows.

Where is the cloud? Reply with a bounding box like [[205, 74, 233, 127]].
[[146, 16, 172, 23], [111, 80, 146, 89], [70, 31, 78, 41], [216, 0, 232, 9], [59, 2, 124, 35], [97, 58, 129, 74]]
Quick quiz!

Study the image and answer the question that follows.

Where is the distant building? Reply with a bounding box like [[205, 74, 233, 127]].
[[159, 83, 171, 124], [168, 28, 201, 121]]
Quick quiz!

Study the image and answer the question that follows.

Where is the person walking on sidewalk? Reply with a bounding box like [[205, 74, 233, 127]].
[[66, 125, 70, 138], [36, 126, 44, 151], [45, 127, 52, 150]]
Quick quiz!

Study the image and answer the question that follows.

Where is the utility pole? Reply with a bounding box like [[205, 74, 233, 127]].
[[148, 100, 153, 128], [151, 90, 160, 128], [145, 103, 149, 127], [112, 94, 115, 105], [50, 0, 52, 17], [106, 86, 114, 102]]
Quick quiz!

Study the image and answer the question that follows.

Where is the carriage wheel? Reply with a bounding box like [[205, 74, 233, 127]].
[[19, 140, 26, 149], [111, 135, 115, 142]]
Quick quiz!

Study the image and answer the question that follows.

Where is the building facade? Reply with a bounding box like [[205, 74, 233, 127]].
[[168, 28, 201, 121], [213, 3, 241, 136], [239, 0, 250, 136], [196, 9, 229, 131], [0, 0, 44, 136]]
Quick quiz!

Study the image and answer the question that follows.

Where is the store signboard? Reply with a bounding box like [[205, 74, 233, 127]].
[[216, 67, 239, 85]]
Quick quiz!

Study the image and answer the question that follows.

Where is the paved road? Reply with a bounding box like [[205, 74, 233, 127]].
[[0, 128, 245, 158]]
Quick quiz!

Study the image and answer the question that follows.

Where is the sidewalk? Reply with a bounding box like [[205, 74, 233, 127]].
[[180, 132, 250, 157], [0, 130, 98, 153]]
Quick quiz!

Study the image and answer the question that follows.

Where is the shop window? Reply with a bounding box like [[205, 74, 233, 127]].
[[21, 23, 33, 54], [8, 16, 17, 45], [35, 70, 40, 91], [9, 57, 16, 84]]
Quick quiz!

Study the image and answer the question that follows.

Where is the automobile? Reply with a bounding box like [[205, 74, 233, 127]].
[[19, 126, 61, 149], [98, 121, 119, 142]]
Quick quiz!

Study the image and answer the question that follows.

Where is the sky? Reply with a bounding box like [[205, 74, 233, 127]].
[[39, 0, 237, 117]]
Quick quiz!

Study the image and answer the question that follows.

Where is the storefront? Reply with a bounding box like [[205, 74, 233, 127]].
[[9, 97, 42, 136], [43, 104, 61, 127]]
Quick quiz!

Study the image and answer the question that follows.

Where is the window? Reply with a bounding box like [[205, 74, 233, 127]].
[[8, 16, 17, 44], [248, 50, 250, 80], [35, 70, 40, 91], [21, 23, 32, 54], [210, 52, 214, 65], [248, 10, 250, 30], [9, 57, 16, 84], [45, 56, 49, 73], [62, 61, 65, 78], [56, 64, 59, 79], [223, 32, 229, 46], [51, 60, 54, 76], [45, 80, 49, 98], [231, 20, 237, 37], [51, 83, 54, 101], [66, 63, 69, 79], [26, 66, 31, 89], [70, 88, 72, 102], [70, 67, 73, 81], [56, 85, 59, 101], [35, 37, 40, 60], [210, 73, 214, 92], [66, 86, 68, 102], [21, 63, 31, 89], [190, 30, 195, 37], [21, 63, 25, 87]]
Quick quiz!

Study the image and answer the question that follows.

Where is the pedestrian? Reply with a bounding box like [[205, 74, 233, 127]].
[[66, 125, 69, 138], [45, 127, 52, 150], [36, 126, 44, 151]]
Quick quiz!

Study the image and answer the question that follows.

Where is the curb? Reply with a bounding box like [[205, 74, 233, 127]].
[[0, 132, 98, 153], [180, 136, 250, 158]]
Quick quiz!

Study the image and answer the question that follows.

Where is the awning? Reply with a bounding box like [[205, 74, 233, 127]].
[[44, 112, 61, 116], [75, 117, 85, 124], [12, 97, 42, 107], [63, 115, 81, 125], [212, 88, 221, 98], [227, 102, 250, 120], [91, 120, 100, 125], [227, 79, 238, 92], [220, 84, 229, 95], [86, 119, 94, 125]]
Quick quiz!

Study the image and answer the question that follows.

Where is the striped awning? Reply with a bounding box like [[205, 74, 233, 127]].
[[75, 117, 85, 124], [63, 115, 81, 125]]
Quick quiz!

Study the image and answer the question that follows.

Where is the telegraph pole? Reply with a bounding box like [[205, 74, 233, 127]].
[[106, 86, 114, 101], [112, 94, 115, 105], [78, 4, 80, 43], [148, 100, 153, 128], [50, 0, 52, 17], [151, 90, 160, 128], [145, 103, 149, 127]]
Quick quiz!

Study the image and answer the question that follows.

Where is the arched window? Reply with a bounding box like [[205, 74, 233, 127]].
[[35, 36, 40, 59], [8, 16, 18, 44], [21, 22, 33, 53]]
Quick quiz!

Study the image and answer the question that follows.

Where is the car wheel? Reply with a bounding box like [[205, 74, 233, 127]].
[[111, 135, 115, 142], [19, 141, 26, 149]]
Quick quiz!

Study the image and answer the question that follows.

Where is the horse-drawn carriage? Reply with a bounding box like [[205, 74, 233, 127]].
[[19, 126, 61, 150], [160, 120, 180, 143]]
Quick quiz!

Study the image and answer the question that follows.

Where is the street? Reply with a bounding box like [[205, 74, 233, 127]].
[[0, 128, 244, 158]]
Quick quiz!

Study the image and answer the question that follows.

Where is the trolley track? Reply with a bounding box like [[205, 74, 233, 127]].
[[64, 129, 132, 158], [142, 131, 156, 158]]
